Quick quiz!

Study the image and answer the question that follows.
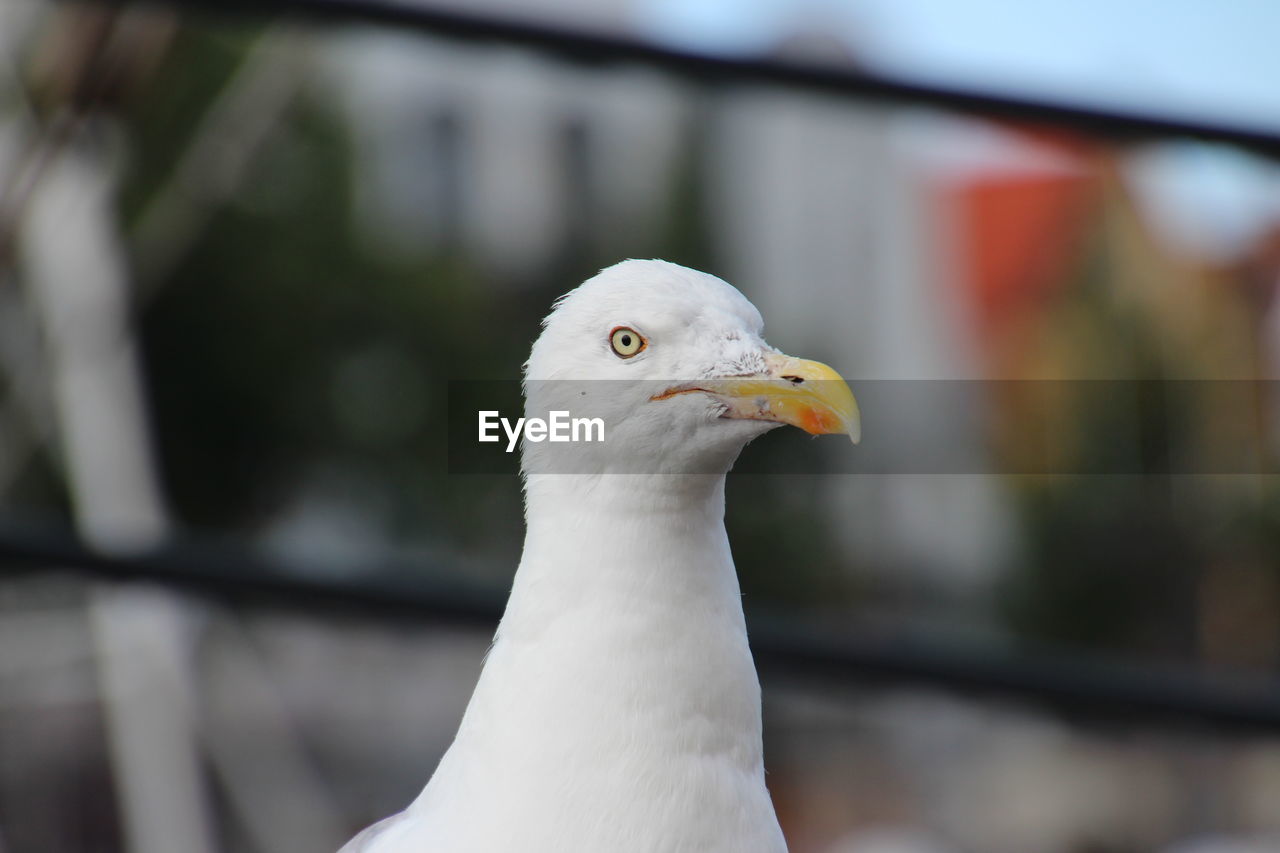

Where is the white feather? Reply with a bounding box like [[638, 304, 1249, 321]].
[[342, 260, 789, 852]]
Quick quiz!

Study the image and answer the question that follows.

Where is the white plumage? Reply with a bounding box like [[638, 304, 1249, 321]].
[[342, 260, 858, 853]]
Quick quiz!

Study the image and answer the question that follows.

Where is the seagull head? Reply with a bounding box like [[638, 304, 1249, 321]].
[[522, 259, 859, 475]]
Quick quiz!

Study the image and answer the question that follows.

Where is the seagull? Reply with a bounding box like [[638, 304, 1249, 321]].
[[341, 259, 860, 852]]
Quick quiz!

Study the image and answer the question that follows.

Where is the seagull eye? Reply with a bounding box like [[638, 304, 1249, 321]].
[[609, 327, 646, 358]]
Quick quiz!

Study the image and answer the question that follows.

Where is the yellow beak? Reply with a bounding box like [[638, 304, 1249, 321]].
[[655, 351, 861, 444]]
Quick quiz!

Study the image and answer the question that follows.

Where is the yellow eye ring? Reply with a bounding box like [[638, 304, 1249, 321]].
[[609, 326, 646, 358]]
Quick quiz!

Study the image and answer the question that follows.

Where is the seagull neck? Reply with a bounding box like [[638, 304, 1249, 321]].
[[483, 470, 762, 768], [416, 469, 776, 844], [508, 471, 746, 648], [523, 472, 728, 525], [514, 473, 735, 610]]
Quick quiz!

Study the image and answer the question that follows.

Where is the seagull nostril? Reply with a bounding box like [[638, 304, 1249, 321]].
[[781, 375, 803, 385]]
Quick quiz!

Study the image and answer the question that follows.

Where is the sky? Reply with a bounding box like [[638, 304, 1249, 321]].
[[637, 0, 1280, 134], [636, 0, 1280, 261]]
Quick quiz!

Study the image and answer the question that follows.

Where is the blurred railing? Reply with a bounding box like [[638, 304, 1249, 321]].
[[15, 0, 1279, 738], [6, 526, 1280, 734]]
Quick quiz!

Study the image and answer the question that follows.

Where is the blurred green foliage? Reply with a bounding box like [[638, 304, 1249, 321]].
[[118, 21, 849, 605]]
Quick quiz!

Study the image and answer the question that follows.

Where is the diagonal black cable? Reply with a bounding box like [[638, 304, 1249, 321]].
[[94, 0, 1280, 160]]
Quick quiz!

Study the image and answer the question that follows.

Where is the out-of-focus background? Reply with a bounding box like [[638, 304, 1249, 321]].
[[3, 1, 1280, 851]]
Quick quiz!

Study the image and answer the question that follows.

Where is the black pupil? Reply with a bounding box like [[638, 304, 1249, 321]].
[[620, 334, 631, 347]]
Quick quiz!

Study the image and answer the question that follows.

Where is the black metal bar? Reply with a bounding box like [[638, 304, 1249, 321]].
[[101, 0, 1280, 160], [751, 628, 1280, 734], [4, 528, 1280, 734], [0, 526, 502, 626]]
